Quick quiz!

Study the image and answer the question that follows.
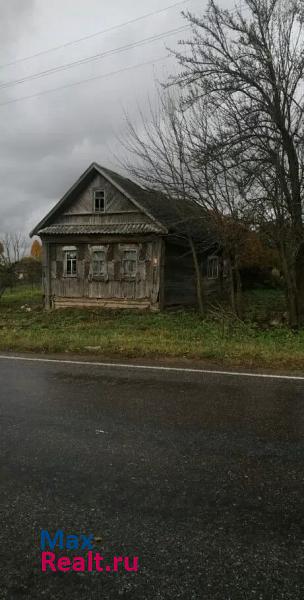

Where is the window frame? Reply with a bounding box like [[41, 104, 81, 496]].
[[93, 189, 106, 213], [63, 247, 78, 278], [92, 249, 107, 278], [207, 255, 219, 280], [120, 245, 138, 279], [89, 245, 108, 280]]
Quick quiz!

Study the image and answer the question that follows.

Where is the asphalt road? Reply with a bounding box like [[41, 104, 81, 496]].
[[0, 356, 304, 599]]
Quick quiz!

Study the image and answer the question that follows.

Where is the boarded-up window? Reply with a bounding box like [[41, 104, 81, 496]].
[[139, 243, 148, 261], [122, 249, 137, 277], [65, 250, 77, 276], [92, 250, 106, 276], [107, 244, 114, 261], [207, 256, 219, 279]]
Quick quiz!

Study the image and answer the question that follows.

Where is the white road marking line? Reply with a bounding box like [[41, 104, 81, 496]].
[[0, 353, 303, 381]]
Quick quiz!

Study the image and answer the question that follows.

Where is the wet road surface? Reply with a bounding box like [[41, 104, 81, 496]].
[[0, 356, 303, 599]]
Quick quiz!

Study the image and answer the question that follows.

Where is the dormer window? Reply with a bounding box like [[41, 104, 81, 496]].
[[94, 190, 105, 213]]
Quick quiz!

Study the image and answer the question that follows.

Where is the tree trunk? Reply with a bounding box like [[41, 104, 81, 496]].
[[234, 255, 243, 319], [280, 248, 299, 329], [228, 254, 242, 318], [188, 236, 205, 316], [295, 243, 304, 322], [286, 274, 298, 329], [228, 258, 236, 314]]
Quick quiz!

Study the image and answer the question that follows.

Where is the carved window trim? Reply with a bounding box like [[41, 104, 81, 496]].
[[89, 245, 109, 281], [63, 247, 77, 278], [119, 244, 138, 279]]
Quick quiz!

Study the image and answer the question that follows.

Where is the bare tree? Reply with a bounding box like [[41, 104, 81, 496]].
[[122, 87, 257, 317], [0, 232, 27, 265], [182, 99, 258, 316], [121, 92, 216, 315], [0, 232, 27, 299], [172, 0, 304, 326]]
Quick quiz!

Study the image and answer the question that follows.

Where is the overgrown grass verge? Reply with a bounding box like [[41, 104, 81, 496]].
[[0, 285, 303, 371]]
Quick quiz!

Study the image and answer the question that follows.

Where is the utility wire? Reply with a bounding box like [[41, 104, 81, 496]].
[[0, 2, 250, 94], [0, 55, 172, 107], [0, 0, 191, 69], [0, 2, 252, 108], [0, 26, 189, 91]]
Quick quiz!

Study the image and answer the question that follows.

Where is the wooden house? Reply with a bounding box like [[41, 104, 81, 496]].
[[30, 163, 219, 310]]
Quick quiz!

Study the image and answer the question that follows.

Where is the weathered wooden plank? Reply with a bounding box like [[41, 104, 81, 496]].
[[55, 212, 149, 225], [163, 241, 197, 307], [63, 174, 138, 215], [53, 297, 154, 310], [48, 238, 162, 308]]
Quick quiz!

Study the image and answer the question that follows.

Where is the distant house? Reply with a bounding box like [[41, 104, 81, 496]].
[[30, 162, 220, 310]]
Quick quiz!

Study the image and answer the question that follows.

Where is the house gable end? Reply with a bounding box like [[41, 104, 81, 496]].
[[62, 173, 139, 215], [30, 163, 167, 236]]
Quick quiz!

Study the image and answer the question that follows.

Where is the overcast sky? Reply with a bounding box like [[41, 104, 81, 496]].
[[0, 0, 234, 239]]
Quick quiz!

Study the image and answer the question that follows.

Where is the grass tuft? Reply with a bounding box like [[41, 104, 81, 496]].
[[0, 285, 303, 371]]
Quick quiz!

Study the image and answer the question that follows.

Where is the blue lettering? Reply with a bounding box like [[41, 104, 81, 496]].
[[40, 529, 64, 551], [81, 534, 94, 550]]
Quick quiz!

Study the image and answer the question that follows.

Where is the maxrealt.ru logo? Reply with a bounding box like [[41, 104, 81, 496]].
[[40, 530, 139, 573]]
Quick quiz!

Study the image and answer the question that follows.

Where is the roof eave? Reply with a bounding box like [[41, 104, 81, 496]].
[[30, 162, 99, 237], [94, 163, 167, 234]]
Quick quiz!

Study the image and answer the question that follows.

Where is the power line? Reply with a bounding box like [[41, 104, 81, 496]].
[[0, 0, 191, 70], [0, 2, 252, 109], [0, 55, 172, 107], [0, 26, 189, 91]]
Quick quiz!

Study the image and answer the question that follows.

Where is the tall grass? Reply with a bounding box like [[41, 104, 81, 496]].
[[0, 285, 302, 370]]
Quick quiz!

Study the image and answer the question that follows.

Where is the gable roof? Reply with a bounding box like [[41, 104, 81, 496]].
[[30, 162, 211, 243]]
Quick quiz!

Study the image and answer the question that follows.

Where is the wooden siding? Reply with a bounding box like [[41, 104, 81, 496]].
[[46, 238, 162, 309], [63, 174, 139, 215], [163, 242, 197, 307], [163, 241, 226, 308], [49, 173, 154, 227], [39, 170, 223, 311], [55, 212, 149, 225]]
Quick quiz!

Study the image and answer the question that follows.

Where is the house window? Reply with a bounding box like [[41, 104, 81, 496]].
[[207, 256, 219, 279], [223, 258, 229, 278], [65, 250, 77, 276], [94, 190, 105, 212], [122, 249, 137, 277], [92, 250, 106, 276]]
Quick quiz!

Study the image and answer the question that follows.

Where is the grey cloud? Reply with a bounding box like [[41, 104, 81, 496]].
[[0, 0, 36, 46], [0, 0, 231, 237]]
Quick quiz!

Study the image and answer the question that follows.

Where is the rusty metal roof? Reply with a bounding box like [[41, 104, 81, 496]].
[[38, 223, 163, 236]]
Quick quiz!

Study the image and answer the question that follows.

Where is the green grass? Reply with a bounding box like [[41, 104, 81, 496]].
[[0, 285, 303, 371]]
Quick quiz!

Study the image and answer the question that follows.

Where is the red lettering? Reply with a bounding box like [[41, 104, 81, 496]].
[[57, 557, 71, 572], [113, 556, 123, 572], [41, 552, 56, 572]]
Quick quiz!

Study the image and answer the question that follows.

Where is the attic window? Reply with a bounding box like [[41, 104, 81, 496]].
[[94, 190, 105, 213]]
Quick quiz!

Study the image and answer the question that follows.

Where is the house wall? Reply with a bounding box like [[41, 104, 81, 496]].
[[163, 241, 228, 308], [43, 236, 162, 310], [163, 242, 197, 307], [39, 172, 226, 311], [53, 174, 152, 226]]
